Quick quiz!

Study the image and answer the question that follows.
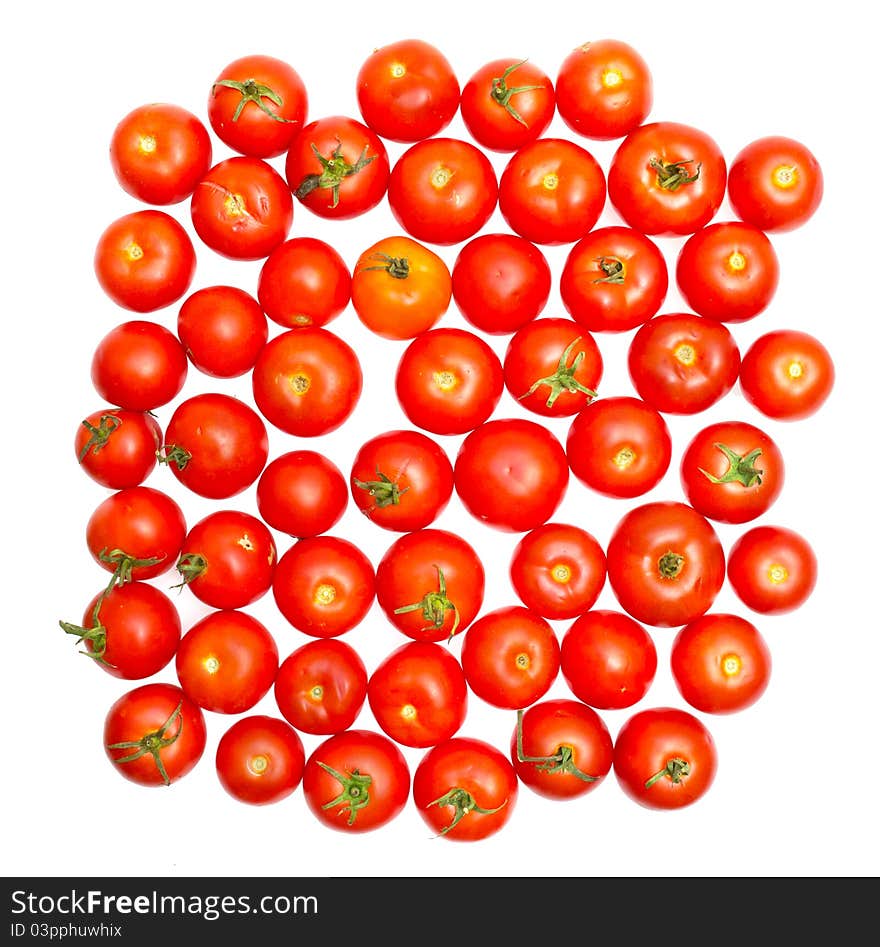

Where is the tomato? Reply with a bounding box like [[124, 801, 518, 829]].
[[355, 38, 460, 143], [726, 524, 818, 615], [413, 737, 518, 841], [302, 729, 410, 834], [256, 236, 351, 329], [394, 327, 504, 436], [86, 485, 187, 582], [367, 641, 468, 748], [60, 580, 181, 680], [158, 392, 269, 500], [110, 102, 212, 205], [680, 419, 785, 524], [207, 53, 308, 159], [274, 638, 368, 736], [75, 408, 162, 489], [103, 682, 207, 787], [671, 613, 772, 714], [387, 137, 498, 245], [627, 311, 740, 415], [190, 156, 293, 260], [675, 220, 780, 323], [498, 138, 606, 245], [727, 135, 823, 233], [252, 326, 362, 437], [565, 395, 672, 499], [351, 235, 451, 340], [460, 605, 561, 710], [612, 706, 718, 810], [175, 509, 277, 610], [606, 500, 726, 627], [459, 57, 555, 153], [349, 428, 454, 532], [738, 329, 835, 421], [94, 210, 196, 313], [374, 528, 485, 642], [215, 715, 305, 806], [559, 225, 668, 333], [509, 522, 606, 621], [451, 232, 551, 335], [256, 450, 348, 539], [176, 285, 268, 378], [555, 39, 653, 141], [560, 609, 657, 710], [608, 121, 727, 235], [503, 317, 603, 418], [271, 534, 376, 638], [510, 699, 613, 801]]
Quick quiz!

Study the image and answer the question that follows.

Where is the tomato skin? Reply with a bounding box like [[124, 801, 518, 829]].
[[257, 450, 348, 539], [215, 715, 305, 806], [75, 408, 163, 489], [612, 706, 718, 810]]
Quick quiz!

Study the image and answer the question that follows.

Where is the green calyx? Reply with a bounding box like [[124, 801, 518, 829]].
[[645, 756, 691, 790], [99, 547, 164, 587], [427, 787, 507, 836], [592, 256, 625, 285], [393, 565, 460, 641], [295, 140, 377, 208], [353, 467, 409, 508], [173, 553, 208, 590], [212, 77, 293, 124], [77, 413, 121, 463], [489, 59, 545, 126], [317, 762, 372, 826], [658, 550, 685, 579], [156, 444, 192, 471], [106, 700, 184, 787], [519, 336, 598, 408], [514, 710, 598, 783], [359, 253, 410, 280], [699, 443, 764, 488], [649, 157, 702, 191]]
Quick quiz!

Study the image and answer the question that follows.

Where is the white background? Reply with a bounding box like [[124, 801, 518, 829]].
[[3, 1, 878, 879]]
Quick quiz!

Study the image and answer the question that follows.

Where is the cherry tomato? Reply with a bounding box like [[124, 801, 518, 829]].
[[75, 408, 162, 489], [215, 715, 305, 805], [256, 450, 348, 539]]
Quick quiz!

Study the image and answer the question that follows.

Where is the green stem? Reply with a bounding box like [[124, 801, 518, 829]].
[[699, 443, 764, 487], [173, 553, 208, 590], [211, 77, 293, 123], [317, 762, 372, 826], [106, 700, 184, 786], [359, 253, 410, 280], [77, 413, 121, 463], [353, 468, 409, 508], [489, 60, 545, 126], [514, 709, 598, 782], [427, 787, 507, 836], [156, 444, 192, 471], [295, 139, 377, 208], [649, 157, 701, 191], [393, 565, 460, 640], [592, 256, 625, 284], [645, 757, 691, 790], [518, 336, 598, 408]]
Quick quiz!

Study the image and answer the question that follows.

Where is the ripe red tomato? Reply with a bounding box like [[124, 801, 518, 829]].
[[612, 706, 718, 810], [387, 137, 498, 245], [207, 53, 308, 159], [727, 135, 823, 232], [367, 641, 468, 748], [75, 408, 162, 489], [103, 682, 207, 787], [215, 715, 305, 806], [627, 311, 741, 415], [110, 102, 213, 205], [175, 609, 279, 714], [510, 699, 613, 801], [606, 500, 726, 627], [413, 737, 518, 841], [509, 522, 606, 620], [565, 395, 672, 499], [256, 450, 348, 539], [355, 38, 460, 143], [738, 329, 835, 421], [726, 525, 818, 615], [251, 326, 362, 437], [608, 121, 727, 235], [560, 609, 657, 710], [498, 138, 606, 245], [302, 729, 410, 834], [680, 419, 785, 524], [94, 210, 197, 313]]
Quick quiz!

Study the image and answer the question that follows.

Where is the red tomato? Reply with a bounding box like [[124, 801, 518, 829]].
[[367, 641, 468, 748], [103, 682, 207, 787], [726, 525, 818, 615], [387, 137, 498, 245], [498, 138, 606, 245], [75, 408, 162, 489], [413, 737, 518, 841], [175, 609, 279, 714], [510, 699, 614, 800], [503, 317, 603, 418], [251, 326, 362, 437], [349, 428, 454, 532], [110, 102, 212, 205], [613, 706, 718, 810], [727, 135, 823, 232], [608, 121, 727, 235], [302, 729, 410, 834], [355, 38, 460, 143], [606, 501, 726, 627], [94, 210, 196, 313], [509, 522, 607, 620], [207, 53, 308, 159], [256, 450, 348, 539], [738, 329, 835, 421], [560, 609, 657, 710], [271, 534, 376, 638], [215, 715, 305, 806], [680, 420, 785, 524]]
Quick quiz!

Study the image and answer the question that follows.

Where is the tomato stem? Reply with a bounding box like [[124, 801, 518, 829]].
[[105, 700, 184, 787], [699, 443, 764, 488], [518, 336, 598, 408], [156, 444, 192, 471], [514, 709, 598, 782], [644, 756, 691, 789], [489, 60, 545, 126], [173, 553, 208, 589], [393, 565, 460, 640], [649, 157, 701, 191], [427, 786, 507, 836], [353, 467, 409, 508], [316, 762, 372, 826], [592, 256, 625, 285], [212, 77, 293, 124], [295, 139, 377, 208], [359, 253, 410, 280], [77, 413, 121, 463], [657, 550, 685, 579], [98, 547, 164, 589]]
